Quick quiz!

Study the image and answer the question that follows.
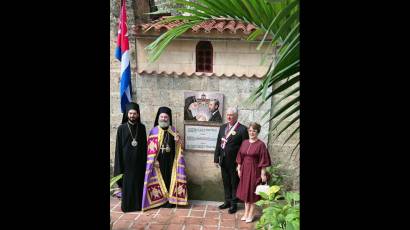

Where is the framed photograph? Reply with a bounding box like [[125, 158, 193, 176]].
[[184, 91, 224, 123], [184, 124, 220, 152]]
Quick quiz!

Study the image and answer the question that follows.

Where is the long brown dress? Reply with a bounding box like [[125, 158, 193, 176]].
[[236, 139, 271, 203]]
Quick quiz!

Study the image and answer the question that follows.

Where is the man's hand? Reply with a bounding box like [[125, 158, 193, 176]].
[[154, 160, 160, 168], [196, 114, 207, 121]]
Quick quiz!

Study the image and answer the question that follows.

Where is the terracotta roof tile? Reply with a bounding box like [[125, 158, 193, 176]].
[[137, 70, 261, 79], [136, 17, 256, 35]]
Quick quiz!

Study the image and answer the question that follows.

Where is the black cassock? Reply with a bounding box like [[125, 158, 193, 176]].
[[156, 128, 176, 191], [114, 122, 147, 212]]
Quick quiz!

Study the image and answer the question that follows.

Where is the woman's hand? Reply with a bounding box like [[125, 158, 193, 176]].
[[261, 173, 267, 183]]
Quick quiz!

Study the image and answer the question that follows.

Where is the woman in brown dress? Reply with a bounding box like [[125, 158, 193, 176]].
[[236, 122, 271, 223]]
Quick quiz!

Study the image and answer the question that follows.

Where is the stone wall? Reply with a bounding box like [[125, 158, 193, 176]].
[[268, 81, 300, 191], [133, 73, 272, 200], [111, 65, 272, 200], [136, 39, 272, 77], [110, 39, 300, 199]]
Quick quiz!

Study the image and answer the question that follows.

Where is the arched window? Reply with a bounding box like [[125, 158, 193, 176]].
[[196, 41, 213, 73]]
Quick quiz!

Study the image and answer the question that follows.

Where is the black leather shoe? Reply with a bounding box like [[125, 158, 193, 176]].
[[218, 202, 231, 209], [164, 203, 175, 208], [228, 204, 237, 214]]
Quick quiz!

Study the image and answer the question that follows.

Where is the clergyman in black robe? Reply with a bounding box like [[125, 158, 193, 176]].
[[114, 102, 147, 212]]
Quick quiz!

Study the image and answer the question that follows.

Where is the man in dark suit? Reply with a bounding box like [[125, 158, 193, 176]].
[[214, 107, 249, 214], [208, 99, 222, 122]]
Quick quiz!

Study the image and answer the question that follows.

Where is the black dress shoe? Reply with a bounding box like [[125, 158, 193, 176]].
[[164, 203, 176, 208], [228, 204, 237, 214], [218, 202, 231, 209]]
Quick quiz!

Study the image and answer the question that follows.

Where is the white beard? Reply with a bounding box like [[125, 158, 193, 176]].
[[159, 120, 169, 128], [190, 107, 199, 117]]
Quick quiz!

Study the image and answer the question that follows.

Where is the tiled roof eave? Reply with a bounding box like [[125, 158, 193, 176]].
[[136, 70, 263, 79]]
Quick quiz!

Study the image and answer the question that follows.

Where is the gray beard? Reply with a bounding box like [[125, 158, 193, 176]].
[[159, 120, 169, 128]]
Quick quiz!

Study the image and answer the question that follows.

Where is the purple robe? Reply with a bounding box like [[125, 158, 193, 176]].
[[141, 126, 188, 211]]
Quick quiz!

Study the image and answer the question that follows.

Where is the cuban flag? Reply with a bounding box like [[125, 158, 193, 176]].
[[115, 0, 132, 113]]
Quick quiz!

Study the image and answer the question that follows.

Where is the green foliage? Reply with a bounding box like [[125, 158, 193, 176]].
[[110, 174, 123, 195], [150, 0, 185, 15], [256, 185, 299, 230], [266, 163, 285, 187]]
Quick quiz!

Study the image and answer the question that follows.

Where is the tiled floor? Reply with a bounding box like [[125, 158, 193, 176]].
[[110, 197, 260, 230]]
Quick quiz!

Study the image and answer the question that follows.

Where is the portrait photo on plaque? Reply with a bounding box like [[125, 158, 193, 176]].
[[184, 91, 224, 122]]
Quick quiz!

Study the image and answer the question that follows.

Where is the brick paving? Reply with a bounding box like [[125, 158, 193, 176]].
[[111, 197, 260, 230]]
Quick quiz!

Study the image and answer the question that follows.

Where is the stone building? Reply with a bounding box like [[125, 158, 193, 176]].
[[110, 0, 299, 200]]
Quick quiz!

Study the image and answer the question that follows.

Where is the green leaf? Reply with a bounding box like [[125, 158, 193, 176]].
[[110, 174, 123, 189], [273, 86, 299, 108], [285, 213, 299, 222], [284, 192, 300, 203], [272, 113, 299, 142], [275, 38, 299, 68], [223, 0, 247, 19], [176, 8, 211, 19], [256, 200, 267, 206], [174, 0, 217, 16], [241, 0, 262, 26], [267, 0, 299, 42], [282, 126, 299, 146], [289, 142, 300, 158], [286, 222, 296, 230], [257, 19, 276, 51], [247, 29, 264, 41], [268, 97, 299, 123], [197, 0, 230, 18], [272, 5, 299, 42], [147, 21, 202, 62], [270, 98, 299, 130], [266, 0, 286, 3], [288, 192, 300, 202], [259, 192, 269, 200]]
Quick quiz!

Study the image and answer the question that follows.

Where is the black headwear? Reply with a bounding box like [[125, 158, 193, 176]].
[[185, 96, 196, 106], [184, 96, 196, 120], [154, 106, 172, 127], [121, 102, 141, 124]]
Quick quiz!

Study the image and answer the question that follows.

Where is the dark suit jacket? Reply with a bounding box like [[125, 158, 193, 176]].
[[209, 111, 222, 122], [214, 122, 249, 167]]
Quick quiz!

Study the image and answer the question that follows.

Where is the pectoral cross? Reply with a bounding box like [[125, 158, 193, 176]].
[[160, 145, 167, 153], [160, 144, 171, 153]]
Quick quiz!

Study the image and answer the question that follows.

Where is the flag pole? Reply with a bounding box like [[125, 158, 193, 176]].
[[117, 0, 132, 122]]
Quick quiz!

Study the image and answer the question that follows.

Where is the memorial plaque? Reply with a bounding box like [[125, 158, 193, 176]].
[[184, 124, 220, 151]]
